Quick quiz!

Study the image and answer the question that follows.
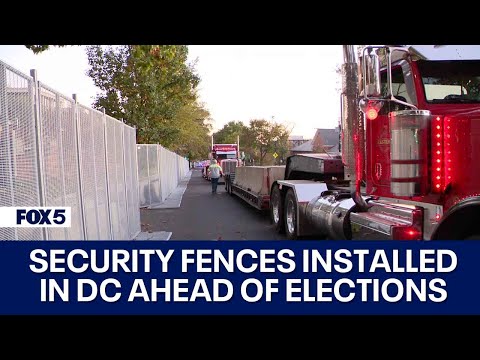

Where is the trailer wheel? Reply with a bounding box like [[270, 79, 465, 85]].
[[284, 189, 298, 240], [270, 184, 285, 233]]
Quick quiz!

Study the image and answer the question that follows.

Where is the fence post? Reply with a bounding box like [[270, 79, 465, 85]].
[[55, 93, 68, 240], [132, 129, 141, 237], [103, 108, 114, 240], [72, 94, 87, 240], [30, 69, 47, 241], [156, 145, 161, 203], [146, 145, 151, 207], [121, 125, 131, 239]]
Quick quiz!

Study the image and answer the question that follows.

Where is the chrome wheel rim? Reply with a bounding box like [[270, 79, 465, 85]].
[[272, 191, 280, 223], [286, 199, 295, 234]]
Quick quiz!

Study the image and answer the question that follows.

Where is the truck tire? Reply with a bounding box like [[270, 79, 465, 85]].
[[226, 176, 232, 195], [284, 188, 298, 240], [270, 184, 285, 233]]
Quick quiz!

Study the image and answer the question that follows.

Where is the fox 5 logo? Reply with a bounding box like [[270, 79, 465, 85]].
[[0, 207, 71, 227]]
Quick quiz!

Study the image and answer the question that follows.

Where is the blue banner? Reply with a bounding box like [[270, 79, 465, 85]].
[[0, 240, 478, 315]]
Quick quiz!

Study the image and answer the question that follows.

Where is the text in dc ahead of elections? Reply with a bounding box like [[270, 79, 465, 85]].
[[0, 241, 478, 315]]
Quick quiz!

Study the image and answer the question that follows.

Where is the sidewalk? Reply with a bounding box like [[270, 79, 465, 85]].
[[139, 169, 286, 240], [134, 170, 193, 241], [148, 171, 193, 209]]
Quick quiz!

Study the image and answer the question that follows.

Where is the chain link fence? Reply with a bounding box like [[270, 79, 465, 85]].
[[0, 59, 141, 240], [137, 144, 190, 208]]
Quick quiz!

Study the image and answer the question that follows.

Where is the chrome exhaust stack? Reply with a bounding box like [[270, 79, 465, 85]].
[[341, 45, 368, 211]]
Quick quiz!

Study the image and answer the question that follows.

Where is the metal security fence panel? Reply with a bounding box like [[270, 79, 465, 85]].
[[148, 145, 161, 205], [129, 129, 141, 237], [158, 146, 167, 202], [91, 109, 110, 240], [0, 62, 43, 240], [39, 83, 84, 240], [77, 106, 100, 239], [114, 119, 128, 239], [105, 115, 119, 238], [105, 115, 133, 240], [161, 147, 170, 200], [124, 125, 140, 239], [137, 144, 190, 208], [0, 59, 142, 241], [137, 144, 150, 207], [168, 149, 176, 196], [58, 94, 84, 239], [122, 127, 132, 234]]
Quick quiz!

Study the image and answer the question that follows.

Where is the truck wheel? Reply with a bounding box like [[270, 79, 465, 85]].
[[284, 189, 298, 240], [270, 184, 285, 233]]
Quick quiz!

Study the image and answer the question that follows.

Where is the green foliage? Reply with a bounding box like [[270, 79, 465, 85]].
[[247, 119, 290, 165], [25, 44, 211, 157], [85, 45, 209, 154], [170, 100, 213, 161], [213, 119, 290, 165], [212, 121, 248, 144], [25, 45, 68, 54]]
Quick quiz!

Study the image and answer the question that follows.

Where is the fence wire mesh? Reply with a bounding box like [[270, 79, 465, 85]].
[[137, 144, 189, 208], [0, 59, 141, 240], [0, 63, 42, 240]]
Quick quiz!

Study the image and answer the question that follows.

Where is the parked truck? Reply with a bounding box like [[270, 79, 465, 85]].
[[208, 138, 242, 184], [227, 45, 480, 240]]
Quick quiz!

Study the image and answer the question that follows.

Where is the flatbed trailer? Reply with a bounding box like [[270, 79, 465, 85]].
[[225, 165, 286, 210]]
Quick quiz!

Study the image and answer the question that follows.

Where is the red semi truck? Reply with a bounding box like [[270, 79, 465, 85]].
[[227, 45, 480, 240], [206, 143, 242, 184]]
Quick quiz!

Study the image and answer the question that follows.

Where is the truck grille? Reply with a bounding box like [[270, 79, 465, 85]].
[[222, 160, 237, 175]]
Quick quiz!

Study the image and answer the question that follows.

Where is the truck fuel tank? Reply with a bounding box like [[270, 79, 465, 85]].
[[305, 191, 357, 240]]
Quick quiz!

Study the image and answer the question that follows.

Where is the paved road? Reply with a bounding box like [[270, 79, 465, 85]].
[[140, 169, 287, 240]]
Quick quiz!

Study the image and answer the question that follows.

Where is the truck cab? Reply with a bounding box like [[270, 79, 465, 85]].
[[268, 45, 480, 241], [362, 46, 480, 239]]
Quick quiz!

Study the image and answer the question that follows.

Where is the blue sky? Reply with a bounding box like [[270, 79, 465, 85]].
[[0, 45, 342, 138]]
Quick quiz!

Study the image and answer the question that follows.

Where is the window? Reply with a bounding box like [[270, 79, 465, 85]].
[[381, 65, 412, 103], [418, 60, 480, 103]]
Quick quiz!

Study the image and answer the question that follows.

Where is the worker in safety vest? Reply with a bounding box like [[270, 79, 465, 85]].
[[208, 159, 223, 194]]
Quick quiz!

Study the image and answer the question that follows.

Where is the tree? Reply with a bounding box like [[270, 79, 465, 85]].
[[170, 100, 213, 161], [212, 121, 248, 144], [247, 119, 290, 165], [85, 45, 202, 146], [25, 44, 212, 156], [25, 45, 70, 54]]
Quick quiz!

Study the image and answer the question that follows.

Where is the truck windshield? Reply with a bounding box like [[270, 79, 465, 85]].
[[417, 60, 480, 103]]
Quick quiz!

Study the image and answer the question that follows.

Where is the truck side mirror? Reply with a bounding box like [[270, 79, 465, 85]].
[[362, 48, 382, 98]]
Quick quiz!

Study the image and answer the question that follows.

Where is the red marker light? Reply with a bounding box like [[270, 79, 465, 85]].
[[366, 108, 378, 120]]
